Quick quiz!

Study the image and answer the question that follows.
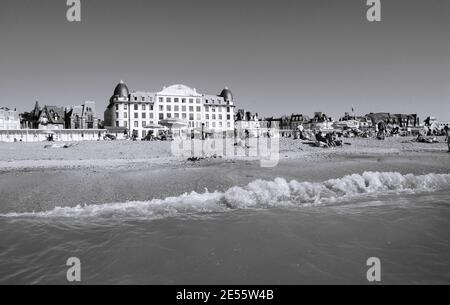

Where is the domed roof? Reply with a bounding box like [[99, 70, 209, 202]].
[[219, 86, 233, 101], [113, 80, 129, 98]]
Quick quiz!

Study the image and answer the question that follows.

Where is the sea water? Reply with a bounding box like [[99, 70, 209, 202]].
[[0, 172, 449, 284]]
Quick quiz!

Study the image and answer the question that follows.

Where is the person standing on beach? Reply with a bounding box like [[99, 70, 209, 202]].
[[445, 124, 450, 152]]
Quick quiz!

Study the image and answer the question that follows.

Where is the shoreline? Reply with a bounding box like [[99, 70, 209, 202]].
[[0, 137, 449, 214]]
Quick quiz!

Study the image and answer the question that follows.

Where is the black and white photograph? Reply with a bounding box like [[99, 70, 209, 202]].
[[0, 0, 449, 290]]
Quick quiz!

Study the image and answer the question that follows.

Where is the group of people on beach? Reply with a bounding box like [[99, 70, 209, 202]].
[[416, 124, 449, 151], [315, 131, 343, 147], [304, 123, 450, 152]]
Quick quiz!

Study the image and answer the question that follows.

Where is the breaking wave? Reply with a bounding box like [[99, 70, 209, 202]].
[[2, 172, 450, 219]]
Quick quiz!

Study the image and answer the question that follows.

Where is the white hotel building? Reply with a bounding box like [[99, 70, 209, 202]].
[[104, 81, 235, 139]]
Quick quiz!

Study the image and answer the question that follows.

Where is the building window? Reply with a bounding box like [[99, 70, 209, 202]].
[[174, 98, 179, 103], [196, 106, 201, 112], [142, 113, 146, 119], [219, 122, 222, 127], [115, 112, 119, 119], [159, 97, 163, 103], [133, 104, 138, 111], [227, 114, 230, 120], [196, 113, 201, 120], [227, 107, 230, 113], [159, 105, 164, 111], [212, 114, 216, 120], [189, 106, 194, 112], [150, 113, 154, 119], [182, 106, 186, 112], [142, 121, 146, 127], [159, 113, 164, 120], [142, 104, 146, 111], [134, 113, 138, 119], [166, 105, 171, 111], [167, 97, 171, 103], [124, 112, 128, 118], [189, 98, 193, 103], [115, 104, 119, 110], [150, 105, 153, 111], [205, 106, 209, 112], [182, 113, 187, 119], [212, 107, 216, 112], [212, 122, 216, 128], [189, 114, 194, 121], [219, 114, 222, 120], [115, 121, 119, 127], [134, 121, 138, 127], [182, 98, 186, 103], [124, 121, 128, 127], [124, 104, 128, 110], [206, 114, 209, 120], [196, 98, 201, 104], [167, 113, 172, 118], [174, 113, 179, 119]]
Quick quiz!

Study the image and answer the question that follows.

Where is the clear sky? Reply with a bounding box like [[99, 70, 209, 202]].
[[0, 0, 449, 121]]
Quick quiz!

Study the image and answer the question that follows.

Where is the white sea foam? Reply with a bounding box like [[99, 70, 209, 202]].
[[2, 172, 450, 219]]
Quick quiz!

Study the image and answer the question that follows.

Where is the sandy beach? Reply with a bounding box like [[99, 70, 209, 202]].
[[0, 136, 449, 213]]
